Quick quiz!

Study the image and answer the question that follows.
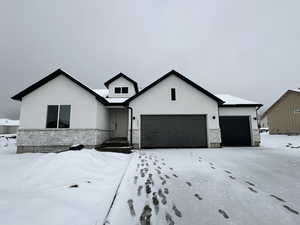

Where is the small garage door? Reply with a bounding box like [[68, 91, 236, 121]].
[[220, 116, 251, 146], [141, 115, 207, 148]]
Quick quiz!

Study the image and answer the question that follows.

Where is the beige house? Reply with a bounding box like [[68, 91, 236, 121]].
[[262, 89, 300, 134]]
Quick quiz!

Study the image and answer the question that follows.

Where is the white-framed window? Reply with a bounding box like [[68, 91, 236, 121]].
[[295, 108, 300, 113], [46, 105, 71, 128]]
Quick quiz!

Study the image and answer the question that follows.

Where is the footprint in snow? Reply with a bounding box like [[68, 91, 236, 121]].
[[127, 199, 136, 217], [173, 174, 178, 178], [158, 189, 167, 205], [186, 181, 192, 187], [134, 176, 138, 185], [229, 176, 236, 180], [248, 187, 258, 193], [137, 185, 143, 196], [172, 204, 182, 218], [152, 193, 160, 214], [194, 193, 203, 200], [245, 181, 255, 186], [211, 166, 215, 169], [165, 212, 175, 225], [283, 205, 299, 215], [140, 205, 152, 225], [270, 194, 286, 202], [218, 209, 229, 219], [224, 170, 232, 174]]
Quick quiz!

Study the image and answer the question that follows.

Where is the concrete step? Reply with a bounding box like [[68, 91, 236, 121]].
[[96, 146, 133, 154]]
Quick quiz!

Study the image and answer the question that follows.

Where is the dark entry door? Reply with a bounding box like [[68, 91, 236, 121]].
[[219, 116, 251, 146], [141, 115, 207, 148]]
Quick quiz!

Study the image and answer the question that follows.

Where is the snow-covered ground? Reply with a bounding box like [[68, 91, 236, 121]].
[[0, 136, 131, 225], [106, 134, 300, 225], [1, 133, 300, 225]]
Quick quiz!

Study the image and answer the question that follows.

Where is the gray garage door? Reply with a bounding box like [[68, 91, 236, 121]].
[[141, 115, 207, 148]]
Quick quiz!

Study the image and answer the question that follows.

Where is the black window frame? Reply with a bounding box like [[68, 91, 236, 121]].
[[171, 88, 176, 101], [122, 87, 128, 93], [46, 105, 71, 129], [115, 87, 121, 94]]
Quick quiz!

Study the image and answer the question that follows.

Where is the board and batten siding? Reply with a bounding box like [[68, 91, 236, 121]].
[[268, 91, 300, 134], [128, 75, 221, 148]]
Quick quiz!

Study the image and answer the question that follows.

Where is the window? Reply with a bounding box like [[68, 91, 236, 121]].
[[171, 88, 176, 101], [122, 87, 128, 93], [115, 87, 128, 94], [46, 105, 71, 128], [295, 108, 300, 113]]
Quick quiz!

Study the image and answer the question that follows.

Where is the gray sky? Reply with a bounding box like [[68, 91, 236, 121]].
[[1, 0, 300, 119]]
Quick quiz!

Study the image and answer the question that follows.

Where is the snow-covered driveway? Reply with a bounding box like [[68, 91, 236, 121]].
[[106, 136, 300, 225]]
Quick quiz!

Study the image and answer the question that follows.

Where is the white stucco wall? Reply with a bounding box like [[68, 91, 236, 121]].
[[219, 106, 260, 145], [108, 77, 136, 98], [128, 74, 220, 147], [19, 75, 108, 129]]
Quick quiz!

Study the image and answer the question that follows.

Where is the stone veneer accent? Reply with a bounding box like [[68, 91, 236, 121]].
[[17, 129, 111, 153], [129, 128, 222, 149], [252, 129, 261, 146], [208, 129, 222, 148]]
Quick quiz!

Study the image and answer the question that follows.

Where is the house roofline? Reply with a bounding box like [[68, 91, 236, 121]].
[[11, 69, 109, 105], [104, 73, 139, 93], [262, 89, 300, 118], [124, 70, 225, 105], [220, 104, 263, 109]]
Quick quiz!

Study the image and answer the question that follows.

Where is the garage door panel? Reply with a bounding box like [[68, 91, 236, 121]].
[[220, 116, 251, 146], [141, 115, 207, 148]]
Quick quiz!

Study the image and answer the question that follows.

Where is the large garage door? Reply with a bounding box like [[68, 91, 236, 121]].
[[219, 116, 251, 146], [141, 115, 207, 148]]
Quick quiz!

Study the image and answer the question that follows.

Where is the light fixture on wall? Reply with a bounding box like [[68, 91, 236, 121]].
[[253, 117, 257, 120], [212, 116, 216, 120]]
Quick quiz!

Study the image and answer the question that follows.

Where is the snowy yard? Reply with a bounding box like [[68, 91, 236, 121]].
[[1, 133, 300, 225], [0, 136, 131, 225]]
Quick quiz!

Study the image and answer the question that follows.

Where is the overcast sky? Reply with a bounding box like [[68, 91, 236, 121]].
[[1, 0, 300, 119]]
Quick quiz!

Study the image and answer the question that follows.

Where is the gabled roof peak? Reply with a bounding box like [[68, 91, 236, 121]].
[[11, 68, 109, 105], [104, 73, 139, 93], [125, 70, 224, 104]]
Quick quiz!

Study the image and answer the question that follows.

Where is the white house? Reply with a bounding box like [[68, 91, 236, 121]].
[[12, 69, 262, 153]]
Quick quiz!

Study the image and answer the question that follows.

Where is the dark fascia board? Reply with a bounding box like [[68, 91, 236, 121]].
[[104, 73, 139, 93], [221, 104, 263, 110], [11, 69, 109, 105], [124, 70, 224, 105]]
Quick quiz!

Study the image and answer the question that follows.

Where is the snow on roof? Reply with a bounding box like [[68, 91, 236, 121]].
[[0, 119, 19, 126], [92, 89, 109, 98], [216, 94, 259, 105], [106, 98, 128, 103], [290, 89, 300, 93], [92, 89, 128, 103]]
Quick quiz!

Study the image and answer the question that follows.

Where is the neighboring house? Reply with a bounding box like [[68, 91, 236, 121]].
[[260, 114, 268, 129], [12, 69, 262, 153], [262, 89, 300, 135], [0, 119, 19, 134]]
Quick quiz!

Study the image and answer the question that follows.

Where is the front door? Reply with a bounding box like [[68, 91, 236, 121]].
[[110, 109, 128, 138]]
